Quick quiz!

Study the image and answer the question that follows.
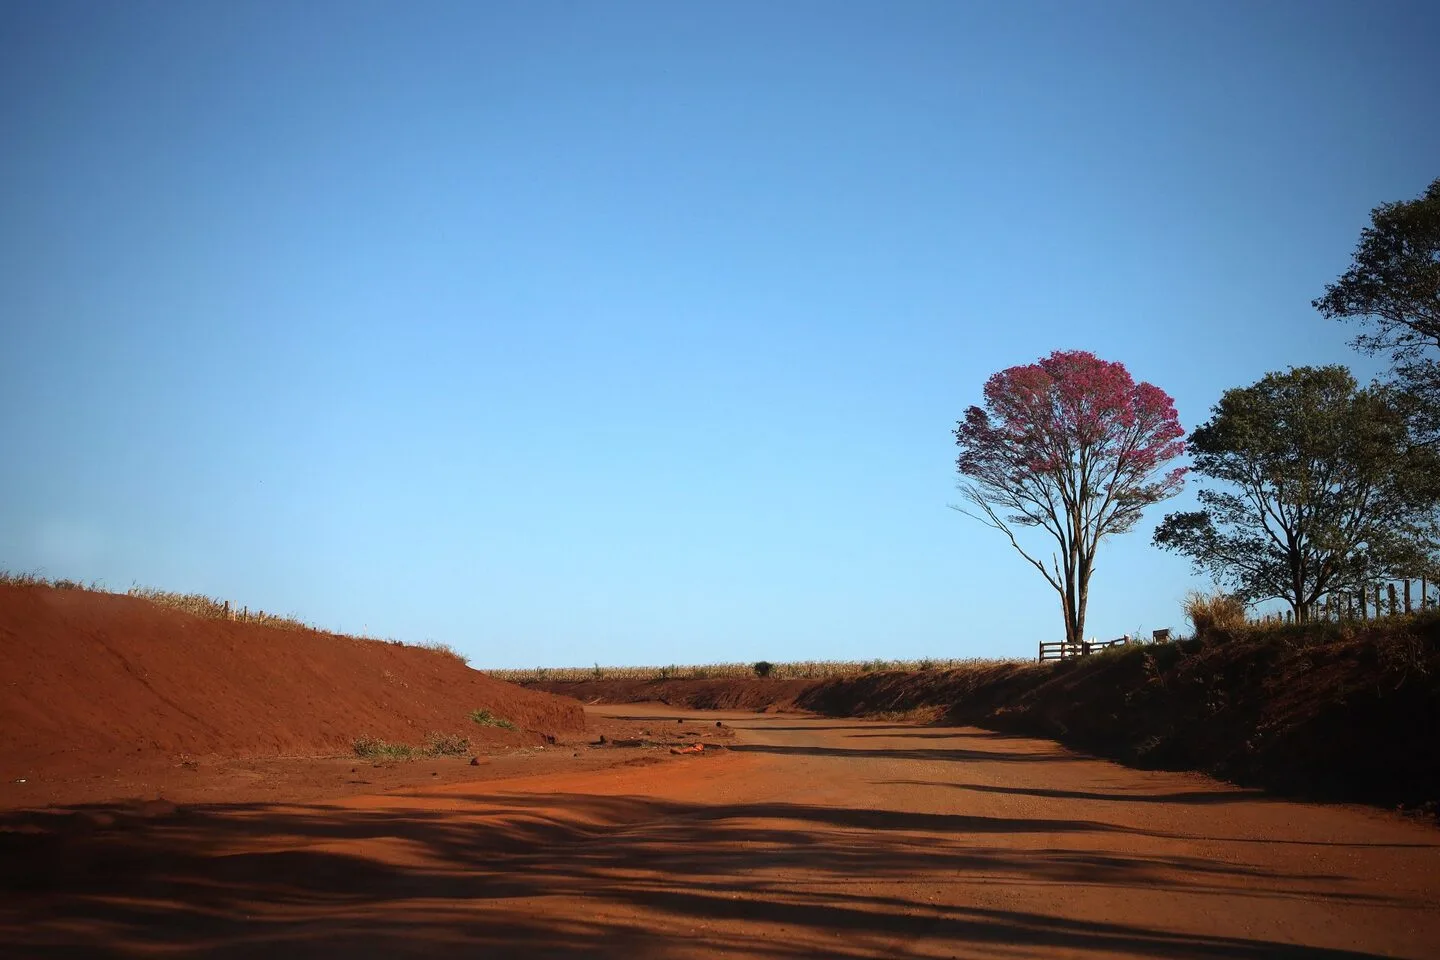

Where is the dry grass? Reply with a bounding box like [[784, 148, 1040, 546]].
[[125, 586, 314, 631], [0, 571, 105, 591], [353, 731, 471, 761], [416, 640, 469, 665], [1, 569, 476, 664], [484, 657, 1017, 684], [1183, 590, 1248, 635]]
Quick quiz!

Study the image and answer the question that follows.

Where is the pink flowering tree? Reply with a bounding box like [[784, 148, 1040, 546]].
[[954, 351, 1186, 648]]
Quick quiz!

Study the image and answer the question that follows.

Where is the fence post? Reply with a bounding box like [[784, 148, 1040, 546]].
[[1387, 583, 1398, 617], [1375, 584, 1383, 618]]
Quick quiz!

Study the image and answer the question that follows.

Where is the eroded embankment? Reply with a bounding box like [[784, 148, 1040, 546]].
[[1, 584, 584, 779], [527, 618, 1440, 812]]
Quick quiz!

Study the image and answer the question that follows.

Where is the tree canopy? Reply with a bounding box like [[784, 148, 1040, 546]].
[[1153, 366, 1440, 622], [1315, 176, 1440, 442], [1315, 176, 1440, 364], [955, 350, 1185, 646]]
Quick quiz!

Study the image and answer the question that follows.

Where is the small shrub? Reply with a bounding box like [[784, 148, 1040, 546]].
[[355, 732, 471, 760], [422, 731, 470, 756], [353, 736, 414, 761], [469, 709, 516, 730], [1184, 590, 1248, 636], [753, 661, 774, 678]]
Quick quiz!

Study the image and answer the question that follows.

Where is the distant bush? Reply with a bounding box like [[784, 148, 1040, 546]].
[[753, 661, 773, 678]]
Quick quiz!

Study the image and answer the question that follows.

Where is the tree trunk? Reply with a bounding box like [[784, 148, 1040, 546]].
[[1074, 552, 1093, 654], [1061, 592, 1078, 647]]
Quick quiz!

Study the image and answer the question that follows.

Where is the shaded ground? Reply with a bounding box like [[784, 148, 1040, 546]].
[[527, 617, 1440, 812], [0, 713, 737, 810], [3, 706, 1437, 958], [0, 583, 584, 787]]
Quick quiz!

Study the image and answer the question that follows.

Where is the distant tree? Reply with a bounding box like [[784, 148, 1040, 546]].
[[1315, 176, 1440, 441], [1153, 366, 1440, 623], [954, 350, 1186, 648]]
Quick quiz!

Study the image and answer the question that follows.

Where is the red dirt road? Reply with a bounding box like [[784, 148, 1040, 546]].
[[4, 705, 1438, 958]]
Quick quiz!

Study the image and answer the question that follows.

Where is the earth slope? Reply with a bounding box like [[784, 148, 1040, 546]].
[[0, 584, 582, 780]]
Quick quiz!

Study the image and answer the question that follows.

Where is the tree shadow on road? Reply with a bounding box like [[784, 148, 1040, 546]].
[[875, 780, 1273, 805], [728, 742, 1064, 764], [0, 786, 1425, 959]]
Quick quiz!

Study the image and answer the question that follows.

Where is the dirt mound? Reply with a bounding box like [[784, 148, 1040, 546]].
[[527, 617, 1440, 812], [0, 584, 583, 782]]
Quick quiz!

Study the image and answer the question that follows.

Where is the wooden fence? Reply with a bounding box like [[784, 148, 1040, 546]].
[[1038, 636, 1129, 662], [1250, 577, 1437, 625], [1038, 629, 1170, 663]]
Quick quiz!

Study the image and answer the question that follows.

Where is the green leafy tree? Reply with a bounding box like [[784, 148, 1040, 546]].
[[1315, 176, 1440, 440], [1154, 366, 1440, 622]]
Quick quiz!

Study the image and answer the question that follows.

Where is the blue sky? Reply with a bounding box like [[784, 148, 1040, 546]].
[[2, 1, 1436, 667]]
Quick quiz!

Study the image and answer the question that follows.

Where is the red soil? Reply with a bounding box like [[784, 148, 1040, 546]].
[[0, 584, 584, 786], [4, 706, 1439, 958], [527, 619, 1440, 814]]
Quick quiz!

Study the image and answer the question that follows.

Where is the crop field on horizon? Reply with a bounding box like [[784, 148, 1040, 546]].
[[482, 657, 1024, 683]]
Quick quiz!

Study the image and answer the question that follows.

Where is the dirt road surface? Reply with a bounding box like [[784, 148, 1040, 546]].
[[4, 705, 1438, 958]]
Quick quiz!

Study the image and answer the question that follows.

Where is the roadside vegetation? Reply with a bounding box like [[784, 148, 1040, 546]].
[[485, 657, 1015, 684], [955, 177, 1440, 644], [469, 708, 516, 730], [0, 571, 472, 664], [526, 612, 1436, 814], [353, 731, 471, 761]]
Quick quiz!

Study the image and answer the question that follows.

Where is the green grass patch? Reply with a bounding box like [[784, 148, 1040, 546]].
[[469, 709, 516, 730]]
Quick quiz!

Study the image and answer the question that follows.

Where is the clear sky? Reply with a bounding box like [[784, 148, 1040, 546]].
[[2, 1, 1436, 667]]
